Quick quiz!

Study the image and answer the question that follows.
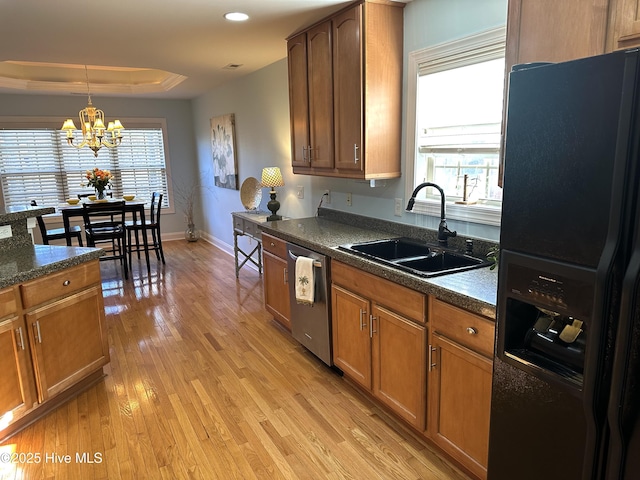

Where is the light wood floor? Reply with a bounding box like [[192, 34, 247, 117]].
[[0, 240, 470, 480]]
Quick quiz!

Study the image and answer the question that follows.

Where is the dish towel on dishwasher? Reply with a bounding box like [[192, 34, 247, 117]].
[[295, 256, 315, 305]]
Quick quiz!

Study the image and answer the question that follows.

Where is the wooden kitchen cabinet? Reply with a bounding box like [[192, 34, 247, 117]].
[[20, 261, 108, 403], [0, 286, 37, 425], [428, 298, 494, 480], [288, 21, 333, 170], [331, 261, 427, 430], [287, 0, 404, 179], [506, 0, 608, 68], [608, 0, 640, 50], [262, 233, 291, 330], [331, 284, 371, 388], [25, 286, 108, 402], [0, 260, 109, 441]]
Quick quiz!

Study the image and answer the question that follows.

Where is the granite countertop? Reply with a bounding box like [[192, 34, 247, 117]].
[[0, 244, 103, 289], [260, 214, 497, 319], [0, 205, 54, 224]]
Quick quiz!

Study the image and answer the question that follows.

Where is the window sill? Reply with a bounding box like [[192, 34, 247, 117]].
[[409, 199, 501, 226]]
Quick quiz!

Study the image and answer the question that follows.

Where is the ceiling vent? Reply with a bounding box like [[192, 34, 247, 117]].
[[223, 63, 243, 70]]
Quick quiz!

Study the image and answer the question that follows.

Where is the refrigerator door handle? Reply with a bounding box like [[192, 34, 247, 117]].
[[605, 252, 640, 479]]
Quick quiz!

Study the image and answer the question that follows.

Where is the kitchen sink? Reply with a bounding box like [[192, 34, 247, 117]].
[[345, 237, 435, 260], [338, 238, 492, 277]]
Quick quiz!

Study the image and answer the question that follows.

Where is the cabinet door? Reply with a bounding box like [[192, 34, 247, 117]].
[[307, 20, 334, 169], [372, 305, 426, 430], [287, 32, 310, 168], [611, 0, 640, 49], [429, 333, 492, 479], [0, 316, 37, 426], [263, 250, 291, 331], [333, 5, 363, 173], [506, 0, 608, 66], [331, 285, 371, 389], [26, 286, 108, 402]]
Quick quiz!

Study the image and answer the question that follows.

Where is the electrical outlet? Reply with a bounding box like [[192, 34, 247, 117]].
[[297, 185, 304, 199], [324, 189, 331, 204], [394, 198, 403, 217], [346, 192, 352, 206], [0, 225, 11, 239]]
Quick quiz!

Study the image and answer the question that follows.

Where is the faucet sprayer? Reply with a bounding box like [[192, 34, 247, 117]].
[[406, 182, 457, 246]]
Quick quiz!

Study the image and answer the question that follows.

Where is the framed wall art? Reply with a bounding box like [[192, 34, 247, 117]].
[[210, 113, 238, 190]]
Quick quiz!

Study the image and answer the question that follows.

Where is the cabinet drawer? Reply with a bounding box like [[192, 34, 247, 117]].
[[431, 298, 495, 358], [244, 221, 259, 238], [262, 233, 287, 258], [332, 261, 426, 324], [20, 261, 101, 309], [233, 216, 244, 231], [0, 286, 18, 318]]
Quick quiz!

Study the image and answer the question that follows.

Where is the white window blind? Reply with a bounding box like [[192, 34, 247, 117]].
[[0, 123, 169, 209]]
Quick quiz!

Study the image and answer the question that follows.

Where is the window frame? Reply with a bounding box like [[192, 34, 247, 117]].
[[404, 26, 506, 227], [0, 116, 175, 215]]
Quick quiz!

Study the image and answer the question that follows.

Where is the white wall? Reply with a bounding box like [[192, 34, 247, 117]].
[[192, 0, 508, 246], [191, 60, 312, 251]]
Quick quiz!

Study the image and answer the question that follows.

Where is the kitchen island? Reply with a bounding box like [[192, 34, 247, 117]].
[[0, 206, 108, 442]]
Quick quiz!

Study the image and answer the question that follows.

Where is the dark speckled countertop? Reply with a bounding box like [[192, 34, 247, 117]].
[[259, 210, 497, 319], [0, 207, 103, 288], [0, 244, 104, 289]]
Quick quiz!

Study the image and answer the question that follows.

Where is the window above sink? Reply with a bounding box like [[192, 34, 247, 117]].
[[404, 26, 506, 227]]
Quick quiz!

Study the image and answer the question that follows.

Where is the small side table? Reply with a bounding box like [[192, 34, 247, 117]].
[[232, 211, 270, 277]]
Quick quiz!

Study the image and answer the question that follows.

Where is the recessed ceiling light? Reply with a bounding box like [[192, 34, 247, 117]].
[[224, 12, 249, 22]]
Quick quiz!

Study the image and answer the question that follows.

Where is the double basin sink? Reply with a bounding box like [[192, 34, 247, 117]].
[[338, 237, 491, 278]]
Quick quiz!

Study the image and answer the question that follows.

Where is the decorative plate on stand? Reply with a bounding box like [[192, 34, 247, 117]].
[[240, 177, 262, 211]]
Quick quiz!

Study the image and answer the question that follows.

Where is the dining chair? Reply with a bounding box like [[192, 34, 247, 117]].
[[30, 200, 84, 246], [126, 192, 166, 270], [82, 201, 128, 279]]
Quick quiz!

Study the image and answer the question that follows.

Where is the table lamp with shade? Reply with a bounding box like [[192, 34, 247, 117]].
[[261, 167, 285, 221]]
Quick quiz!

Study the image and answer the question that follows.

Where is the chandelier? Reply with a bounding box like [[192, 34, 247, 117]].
[[61, 66, 124, 157]]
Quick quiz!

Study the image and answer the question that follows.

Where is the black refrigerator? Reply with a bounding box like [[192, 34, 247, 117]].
[[488, 49, 640, 480]]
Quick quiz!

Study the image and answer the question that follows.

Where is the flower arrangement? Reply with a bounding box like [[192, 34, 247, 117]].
[[84, 168, 114, 199]]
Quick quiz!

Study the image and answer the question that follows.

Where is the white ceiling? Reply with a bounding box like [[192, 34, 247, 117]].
[[0, 0, 358, 99]]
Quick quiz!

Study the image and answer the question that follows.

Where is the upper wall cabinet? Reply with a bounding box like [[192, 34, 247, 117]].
[[287, 0, 404, 179], [608, 0, 640, 50], [505, 0, 609, 69]]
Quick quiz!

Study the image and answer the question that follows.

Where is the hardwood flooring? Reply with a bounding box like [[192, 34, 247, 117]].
[[0, 240, 470, 480]]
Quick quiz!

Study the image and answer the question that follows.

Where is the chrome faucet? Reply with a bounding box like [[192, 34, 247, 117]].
[[406, 182, 457, 246]]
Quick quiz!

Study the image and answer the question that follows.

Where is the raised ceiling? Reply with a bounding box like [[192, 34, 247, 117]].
[[0, 0, 358, 99]]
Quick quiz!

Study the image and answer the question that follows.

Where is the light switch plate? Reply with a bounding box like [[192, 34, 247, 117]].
[[0, 225, 12, 239]]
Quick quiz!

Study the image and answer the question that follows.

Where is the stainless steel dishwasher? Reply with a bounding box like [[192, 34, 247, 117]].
[[286, 242, 332, 366]]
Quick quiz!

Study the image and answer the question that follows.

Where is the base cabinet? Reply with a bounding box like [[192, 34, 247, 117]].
[[26, 287, 108, 402], [331, 261, 426, 430], [0, 260, 109, 440], [428, 298, 494, 480], [0, 287, 37, 426], [262, 233, 291, 330]]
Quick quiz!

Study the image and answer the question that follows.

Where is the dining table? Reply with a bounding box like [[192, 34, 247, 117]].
[[56, 198, 147, 246]]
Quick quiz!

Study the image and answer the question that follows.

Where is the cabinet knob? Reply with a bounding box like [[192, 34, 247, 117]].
[[270, 242, 275, 247], [466, 327, 478, 335], [63, 280, 71, 286]]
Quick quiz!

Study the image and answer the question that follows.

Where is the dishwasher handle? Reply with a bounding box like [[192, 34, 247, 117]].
[[288, 250, 322, 268]]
